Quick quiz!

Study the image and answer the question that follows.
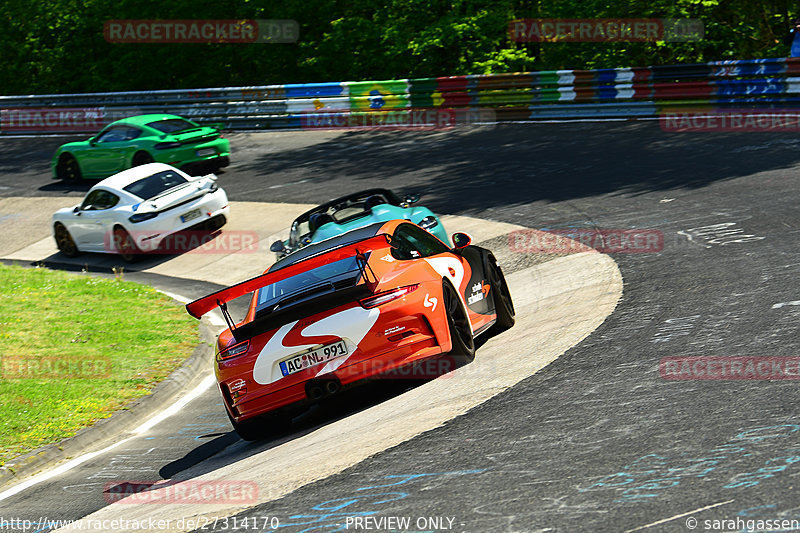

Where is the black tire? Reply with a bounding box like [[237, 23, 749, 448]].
[[443, 280, 475, 363], [54, 223, 79, 257], [228, 411, 291, 442], [131, 151, 154, 167], [488, 257, 515, 331], [113, 226, 140, 263], [56, 154, 81, 183]]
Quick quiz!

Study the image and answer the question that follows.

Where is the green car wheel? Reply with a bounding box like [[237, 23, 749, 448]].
[[56, 154, 82, 183], [132, 151, 154, 166]]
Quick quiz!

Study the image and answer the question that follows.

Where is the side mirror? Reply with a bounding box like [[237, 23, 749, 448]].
[[403, 193, 421, 205], [270, 240, 286, 253], [73, 205, 81, 213], [89, 137, 98, 146], [451, 232, 472, 249]]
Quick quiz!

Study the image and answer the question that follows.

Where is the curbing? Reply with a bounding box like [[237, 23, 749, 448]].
[[0, 313, 217, 491]]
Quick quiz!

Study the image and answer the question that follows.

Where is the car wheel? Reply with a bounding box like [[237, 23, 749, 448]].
[[131, 151, 154, 167], [56, 154, 81, 183], [54, 223, 79, 257], [443, 280, 475, 363], [488, 257, 515, 331], [227, 411, 291, 442], [113, 226, 140, 263]]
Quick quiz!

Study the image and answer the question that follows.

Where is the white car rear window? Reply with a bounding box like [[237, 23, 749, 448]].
[[124, 170, 188, 199]]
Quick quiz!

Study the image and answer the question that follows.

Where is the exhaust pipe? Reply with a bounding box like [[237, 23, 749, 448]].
[[308, 384, 325, 400], [306, 378, 342, 401], [324, 380, 340, 395]]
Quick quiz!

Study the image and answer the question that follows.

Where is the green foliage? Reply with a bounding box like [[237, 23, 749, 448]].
[[0, 0, 794, 94]]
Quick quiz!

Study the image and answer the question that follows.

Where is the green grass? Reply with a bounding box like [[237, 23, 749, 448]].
[[0, 263, 198, 466]]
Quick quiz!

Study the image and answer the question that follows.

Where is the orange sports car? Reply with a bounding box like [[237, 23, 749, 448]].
[[186, 219, 515, 440]]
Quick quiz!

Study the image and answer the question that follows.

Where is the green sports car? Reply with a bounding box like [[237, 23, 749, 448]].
[[52, 114, 230, 182]]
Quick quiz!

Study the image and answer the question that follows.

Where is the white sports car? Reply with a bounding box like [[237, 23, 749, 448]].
[[52, 163, 229, 261]]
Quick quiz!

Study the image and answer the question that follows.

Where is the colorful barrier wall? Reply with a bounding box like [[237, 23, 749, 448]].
[[3, 57, 800, 133]]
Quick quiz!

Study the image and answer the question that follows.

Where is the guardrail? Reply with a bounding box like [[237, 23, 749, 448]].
[[2, 57, 800, 134]]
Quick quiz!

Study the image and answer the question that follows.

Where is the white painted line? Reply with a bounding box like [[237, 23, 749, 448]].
[[207, 310, 227, 327], [133, 375, 216, 435], [0, 439, 133, 503], [773, 300, 800, 309], [0, 374, 215, 503], [159, 289, 191, 304], [158, 289, 225, 326], [623, 500, 735, 532], [268, 179, 309, 189]]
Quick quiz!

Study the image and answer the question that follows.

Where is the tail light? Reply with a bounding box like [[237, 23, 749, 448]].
[[129, 212, 159, 223], [217, 340, 250, 361], [154, 141, 182, 149], [360, 284, 419, 309]]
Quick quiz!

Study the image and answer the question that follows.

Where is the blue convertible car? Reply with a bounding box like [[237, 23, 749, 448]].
[[270, 189, 448, 259]]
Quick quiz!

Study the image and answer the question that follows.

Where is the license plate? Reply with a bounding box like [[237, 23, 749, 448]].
[[196, 148, 216, 157], [279, 341, 348, 376], [180, 208, 201, 223]]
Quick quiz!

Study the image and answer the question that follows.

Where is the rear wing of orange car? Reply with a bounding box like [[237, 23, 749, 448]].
[[185, 234, 388, 321]]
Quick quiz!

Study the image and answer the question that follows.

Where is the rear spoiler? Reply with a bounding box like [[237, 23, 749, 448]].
[[185, 234, 389, 320]]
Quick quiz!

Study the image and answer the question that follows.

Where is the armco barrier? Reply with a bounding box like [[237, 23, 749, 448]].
[[3, 57, 800, 133]]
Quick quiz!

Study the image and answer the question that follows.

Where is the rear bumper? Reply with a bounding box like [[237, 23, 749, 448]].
[[217, 280, 454, 425], [224, 333, 447, 424], [181, 156, 230, 175], [125, 190, 230, 252], [156, 138, 230, 170]]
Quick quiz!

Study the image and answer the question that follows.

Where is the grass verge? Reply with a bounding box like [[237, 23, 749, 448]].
[[0, 263, 198, 466]]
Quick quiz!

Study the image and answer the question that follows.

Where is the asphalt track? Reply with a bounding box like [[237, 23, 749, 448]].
[[2, 122, 800, 532]]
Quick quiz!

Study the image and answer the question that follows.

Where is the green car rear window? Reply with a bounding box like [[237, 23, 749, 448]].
[[123, 170, 188, 199], [147, 118, 197, 134]]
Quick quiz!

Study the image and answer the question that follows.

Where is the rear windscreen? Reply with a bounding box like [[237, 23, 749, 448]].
[[256, 256, 363, 313], [123, 170, 188, 199], [147, 118, 197, 133]]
